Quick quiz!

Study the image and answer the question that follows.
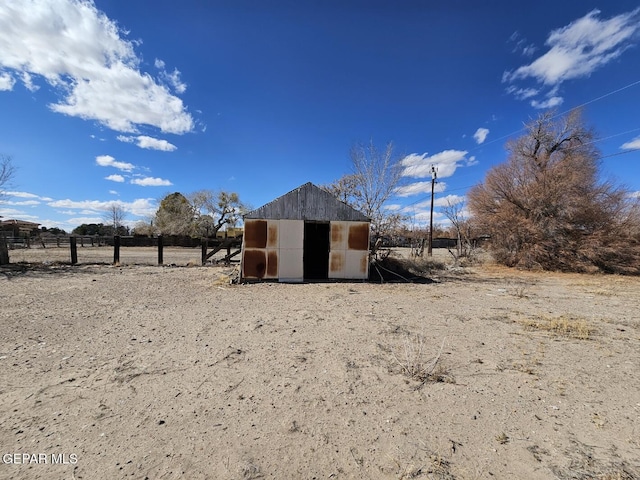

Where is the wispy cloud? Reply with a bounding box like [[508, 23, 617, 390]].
[[96, 155, 134, 172], [621, 136, 640, 150], [0, 71, 16, 90], [473, 128, 489, 144], [155, 59, 187, 94], [504, 9, 640, 107], [0, 0, 194, 134], [1, 199, 40, 206], [117, 135, 177, 152], [2, 191, 52, 201], [105, 174, 125, 183], [400, 150, 469, 179], [48, 198, 156, 217], [131, 177, 172, 187]]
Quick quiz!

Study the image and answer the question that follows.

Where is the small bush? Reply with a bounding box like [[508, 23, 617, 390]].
[[521, 315, 594, 339]]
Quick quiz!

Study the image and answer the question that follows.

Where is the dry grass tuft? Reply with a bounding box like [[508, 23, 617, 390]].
[[520, 315, 594, 339], [391, 335, 454, 386]]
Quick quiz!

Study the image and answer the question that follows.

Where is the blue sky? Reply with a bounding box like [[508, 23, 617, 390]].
[[1, 0, 639, 231]]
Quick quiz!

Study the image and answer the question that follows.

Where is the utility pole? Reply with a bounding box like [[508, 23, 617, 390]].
[[427, 165, 437, 257]]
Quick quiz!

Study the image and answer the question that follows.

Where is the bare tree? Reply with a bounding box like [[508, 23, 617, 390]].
[[1, 155, 16, 199], [103, 203, 127, 235], [325, 140, 404, 250], [442, 199, 474, 264], [0, 155, 16, 264], [469, 110, 640, 274]]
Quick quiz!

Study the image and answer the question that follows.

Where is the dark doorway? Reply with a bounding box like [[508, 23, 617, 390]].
[[303, 222, 330, 280]]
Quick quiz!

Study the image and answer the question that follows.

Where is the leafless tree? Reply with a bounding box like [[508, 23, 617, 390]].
[[0, 155, 16, 264], [325, 140, 404, 250], [103, 203, 127, 235], [0, 155, 16, 199], [442, 199, 474, 263], [468, 109, 640, 274]]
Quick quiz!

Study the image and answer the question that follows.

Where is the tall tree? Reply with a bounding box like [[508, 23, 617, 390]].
[[154, 192, 195, 236], [469, 110, 640, 274], [0, 155, 16, 200], [325, 140, 403, 247]]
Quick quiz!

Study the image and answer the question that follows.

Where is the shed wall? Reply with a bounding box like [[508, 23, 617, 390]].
[[241, 219, 369, 281]]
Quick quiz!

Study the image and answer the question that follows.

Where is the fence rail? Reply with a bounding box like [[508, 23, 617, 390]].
[[2, 235, 242, 267]]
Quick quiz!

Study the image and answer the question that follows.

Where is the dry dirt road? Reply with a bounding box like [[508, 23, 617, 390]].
[[0, 253, 639, 479]]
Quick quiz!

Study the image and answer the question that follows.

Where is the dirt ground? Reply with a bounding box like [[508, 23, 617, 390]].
[[0, 248, 639, 479]]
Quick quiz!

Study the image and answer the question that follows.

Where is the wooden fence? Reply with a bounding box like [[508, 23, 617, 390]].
[[2, 235, 242, 266]]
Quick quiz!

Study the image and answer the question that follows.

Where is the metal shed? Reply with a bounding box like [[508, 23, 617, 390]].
[[241, 182, 370, 282]]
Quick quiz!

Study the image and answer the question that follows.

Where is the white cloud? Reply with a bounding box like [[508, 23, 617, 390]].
[[400, 150, 468, 179], [473, 128, 489, 144], [621, 136, 640, 150], [131, 176, 172, 187], [105, 174, 125, 182], [0, 0, 194, 134], [117, 134, 177, 151], [2, 191, 52, 201], [48, 197, 156, 217], [2, 199, 40, 206], [505, 86, 539, 100], [109, 190, 119, 195], [21, 71, 39, 91], [0, 71, 15, 90], [433, 194, 465, 207], [95, 154, 135, 172], [531, 96, 564, 109], [504, 8, 640, 105], [395, 181, 447, 198]]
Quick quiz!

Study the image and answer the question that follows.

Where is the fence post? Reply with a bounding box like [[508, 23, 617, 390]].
[[70, 236, 78, 264], [201, 238, 207, 266], [113, 235, 120, 264], [0, 233, 9, 265], [158, 235, 163, 265]]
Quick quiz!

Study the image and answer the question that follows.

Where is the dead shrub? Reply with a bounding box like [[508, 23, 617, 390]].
[[520, 315, 594, 339], [391, 335, 453, 386]]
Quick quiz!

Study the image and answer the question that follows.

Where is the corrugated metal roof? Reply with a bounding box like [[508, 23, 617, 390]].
[[244, 182, 370, 222]]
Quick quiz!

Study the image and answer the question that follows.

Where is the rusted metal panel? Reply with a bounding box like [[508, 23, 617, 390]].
[[348, 222, 370, 251], [330, 221, 347, 251], [267, 221, 278, 248], [243, 249, 267, 279], [266, 249, 278, 278], [244, 183, 370, 222], [329, 251, 345, 278], [244, 219, 267, 248]]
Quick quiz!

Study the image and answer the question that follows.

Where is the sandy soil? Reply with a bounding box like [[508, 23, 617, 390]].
[[0, 249, 639, 479]]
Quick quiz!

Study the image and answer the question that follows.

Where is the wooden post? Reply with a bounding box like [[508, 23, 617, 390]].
[[56, 237, 60, 248], [0, 234, 9, 265], [157, 235, 163, 265], [70, 236, 78, 264], [201, 238, 207, 266], [113, 235, 120, 264], [80, 236, 84, 247]]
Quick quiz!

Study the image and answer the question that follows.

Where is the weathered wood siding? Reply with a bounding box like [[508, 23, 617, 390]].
[[244, 182, 369, 222]]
